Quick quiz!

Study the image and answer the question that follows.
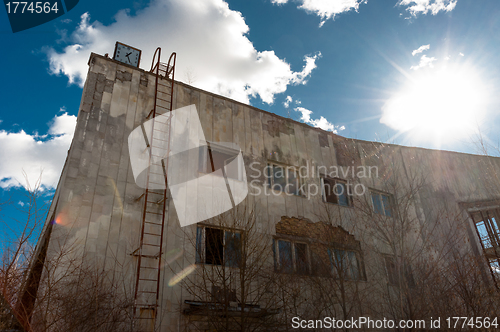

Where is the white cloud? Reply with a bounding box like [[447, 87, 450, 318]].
[[17, 201, 25, 207], [0, 111, 76, 189], [46, 0, 320, 104], [459, 52, 464, 57], [398, 0, 457, 16], [410, 54, 437, 70], [294, 107, 344, 133], [412, 44, 430, 56], [284, 96, 293, 108], [272, 0, 366, 26]]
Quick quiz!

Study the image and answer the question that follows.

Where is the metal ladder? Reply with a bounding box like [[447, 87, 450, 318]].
[[133, 48, 176, 331]]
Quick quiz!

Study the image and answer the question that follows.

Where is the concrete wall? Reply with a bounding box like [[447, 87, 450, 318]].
[[39, 53, 500, 330]]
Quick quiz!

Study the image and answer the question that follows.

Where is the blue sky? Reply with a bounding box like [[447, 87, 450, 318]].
[[1, 0, 500, 238]]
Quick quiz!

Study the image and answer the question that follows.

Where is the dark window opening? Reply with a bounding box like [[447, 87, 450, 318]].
[[323, 177, 351, 206], [205, 228, 224, 265], [197, 226, 242, 267]]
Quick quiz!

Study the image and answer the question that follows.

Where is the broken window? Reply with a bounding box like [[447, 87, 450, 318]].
[[274, 219, 366, 279], [370, 190, 393, 217], [489, 259, 500, 282], [267, 163, 305, 196], [273, 239, 309, 274], [322, 177, 352, 206], [196, 226, 242, 267], [470, 210, 500, 283], [471, 210, 500, 250]]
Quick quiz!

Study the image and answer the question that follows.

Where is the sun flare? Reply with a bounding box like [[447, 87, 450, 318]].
[[381, 63, 489, 144]]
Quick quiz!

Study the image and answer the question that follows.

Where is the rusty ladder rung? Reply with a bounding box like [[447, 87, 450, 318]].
[[138, 277, 158, 282], [144, 232, 161, 236], [134, 49, 176, 327], [144, 220, 162, 225], [140, 266, 157, 270], [142, 243, 161, 247]]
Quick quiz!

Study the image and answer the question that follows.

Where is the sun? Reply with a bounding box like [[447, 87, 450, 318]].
[[381, 62, 489, 145]]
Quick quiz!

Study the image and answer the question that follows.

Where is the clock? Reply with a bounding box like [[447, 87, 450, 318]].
[[113, 42, 142, 68]]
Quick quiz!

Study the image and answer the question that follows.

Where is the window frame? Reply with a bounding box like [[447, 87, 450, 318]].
[[488, 258, 500, 282], [329, 248, 364, 280], [196, 225, 243, 268], [471, 210, 500, 250], [469, 209, 500, 286], [321, 176, 353, 207], [370, 190, 393, 217], [198, 143, 244, 181], [266, 162, 306, 197], [273, 238, 311, 274], [384, 255, 415, 287]]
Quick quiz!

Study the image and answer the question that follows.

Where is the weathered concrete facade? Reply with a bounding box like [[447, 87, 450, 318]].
[[32, 52, 500, 330]]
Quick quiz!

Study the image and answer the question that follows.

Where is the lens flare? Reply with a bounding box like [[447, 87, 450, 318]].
[[168, 264, 196, 287], [164, 248, 184, 264], [54, 205, 70, 226], [381, 61, 490, 144]]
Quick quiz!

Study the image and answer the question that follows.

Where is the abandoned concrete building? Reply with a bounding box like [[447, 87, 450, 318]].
[[21, 46, 500, 331]]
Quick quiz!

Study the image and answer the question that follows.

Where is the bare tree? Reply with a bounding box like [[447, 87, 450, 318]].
[[0, 175, 48, 331], [178, 204, 281, 332], [353, 141, 500, 327], [0, 174, 137, 332]]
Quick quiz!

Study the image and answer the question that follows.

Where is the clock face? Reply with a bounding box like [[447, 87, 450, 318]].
[[113, 42, 141, 67]]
